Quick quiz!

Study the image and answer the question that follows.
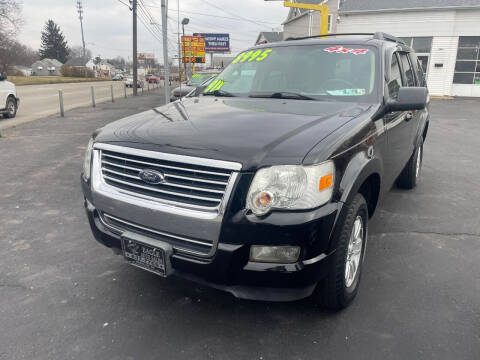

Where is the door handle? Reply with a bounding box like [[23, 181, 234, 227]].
[[405, 112, 413, 121]]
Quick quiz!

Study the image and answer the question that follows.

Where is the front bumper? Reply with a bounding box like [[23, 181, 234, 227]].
[[83, 175, 340, 301]]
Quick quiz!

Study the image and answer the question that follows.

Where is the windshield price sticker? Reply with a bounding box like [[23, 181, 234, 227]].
[[232, 49, 272, 64], [191, 74, 201, 78], [324, 46, 369, 55], [204, 79, 226, 93]]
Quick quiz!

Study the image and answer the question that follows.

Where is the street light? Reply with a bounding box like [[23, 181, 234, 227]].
[[181, 18, 189, 81], [181, 18, 189, 36]]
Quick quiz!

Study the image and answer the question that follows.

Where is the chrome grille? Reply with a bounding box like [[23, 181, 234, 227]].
[[99, 148, 235, 210], [100, 212, 212, 256]]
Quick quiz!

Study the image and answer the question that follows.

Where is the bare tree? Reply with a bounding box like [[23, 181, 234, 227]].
[[69, 45, 92, 60], [0, 0, 23, 71], [0, 40, 38, 71]]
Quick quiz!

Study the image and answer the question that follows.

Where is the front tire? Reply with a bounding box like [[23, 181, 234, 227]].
[[3, 97, 17, 119], [397, 140, 423, 189], [317, 193, 368, 311]]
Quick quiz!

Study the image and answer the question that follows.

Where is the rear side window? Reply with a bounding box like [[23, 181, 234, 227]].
[[389, 53, 403, 99], [400, 53, 416, 86], [411, 53, 426, 86]]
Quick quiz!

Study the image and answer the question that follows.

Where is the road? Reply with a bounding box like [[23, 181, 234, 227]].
[[0, 96, 479, 359], [0, 80, 162, 130]]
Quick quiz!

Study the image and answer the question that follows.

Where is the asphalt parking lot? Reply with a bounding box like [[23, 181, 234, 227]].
[[0, 96, 479, 360]]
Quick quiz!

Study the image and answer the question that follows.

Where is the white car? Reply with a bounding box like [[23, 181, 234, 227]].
[[0, 72, 19, 119], [125, 77, 144, 88]]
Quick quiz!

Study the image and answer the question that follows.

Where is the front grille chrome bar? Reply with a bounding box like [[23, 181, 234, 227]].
[[94, 143, 241, 212], [99, 212, 213, 256]]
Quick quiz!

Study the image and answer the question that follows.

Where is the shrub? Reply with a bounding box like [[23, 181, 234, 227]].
[[61, 65, 95, 78]]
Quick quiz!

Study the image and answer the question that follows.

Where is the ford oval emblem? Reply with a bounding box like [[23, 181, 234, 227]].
[[138, 169, 165, 185]]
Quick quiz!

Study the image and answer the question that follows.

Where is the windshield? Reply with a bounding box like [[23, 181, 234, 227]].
[[203, 45, 377, 101], [187, 73, 216, 86]]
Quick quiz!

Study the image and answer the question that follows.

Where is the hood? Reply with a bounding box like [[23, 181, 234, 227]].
[[173, 85, 195, 96], [95, 97, 371, 170]]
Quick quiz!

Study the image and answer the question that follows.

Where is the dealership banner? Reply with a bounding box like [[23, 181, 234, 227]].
[[194, 33, 230, 52]]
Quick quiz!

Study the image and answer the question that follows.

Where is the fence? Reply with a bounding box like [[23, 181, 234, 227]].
[[57, 81, 163, 117]]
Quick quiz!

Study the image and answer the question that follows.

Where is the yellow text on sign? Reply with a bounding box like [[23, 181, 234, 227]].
[[232, 49, 273, 64]]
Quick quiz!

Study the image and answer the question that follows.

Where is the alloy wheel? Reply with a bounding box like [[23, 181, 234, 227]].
[[345, 216, 363, 288]]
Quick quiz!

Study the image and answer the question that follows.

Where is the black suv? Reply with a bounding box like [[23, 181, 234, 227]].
[[81, 33, 429, 310]]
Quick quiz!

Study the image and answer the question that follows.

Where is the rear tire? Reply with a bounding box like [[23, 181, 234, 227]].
[[397, 140, 423, 189], [316, 193, 368, 311], [3, 97, 17, 119]]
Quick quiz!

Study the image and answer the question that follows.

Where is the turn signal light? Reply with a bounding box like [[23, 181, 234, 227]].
[[319, 174, 333, 191]]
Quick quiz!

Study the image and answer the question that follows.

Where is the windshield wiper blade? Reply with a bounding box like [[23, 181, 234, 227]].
[[248, 92, 318, 101], [203, 89, 236, 97]]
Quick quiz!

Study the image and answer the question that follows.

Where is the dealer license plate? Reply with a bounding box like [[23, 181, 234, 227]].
[[121, 237, 168, 277]]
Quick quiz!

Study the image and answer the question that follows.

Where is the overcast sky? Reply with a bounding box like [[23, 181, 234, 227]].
[[18, 0, 288, 61]]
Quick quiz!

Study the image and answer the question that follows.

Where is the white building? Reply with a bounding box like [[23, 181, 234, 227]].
[[338, 0, 480, 97], [86, 59, 115, 77]]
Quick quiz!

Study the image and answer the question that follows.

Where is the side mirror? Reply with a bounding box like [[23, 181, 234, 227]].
[[387, 87, 427, 112]]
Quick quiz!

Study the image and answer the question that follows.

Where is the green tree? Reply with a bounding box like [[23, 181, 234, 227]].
[[39, 19, 69, 63]]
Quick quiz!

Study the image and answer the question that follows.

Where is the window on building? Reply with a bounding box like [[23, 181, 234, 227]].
[[399, 37, 432, 78], [400, 37, 432, 53], [389, 53, 403, 99], [454, 36, 480, 85]]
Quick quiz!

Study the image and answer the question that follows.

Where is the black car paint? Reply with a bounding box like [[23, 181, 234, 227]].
[[83, 38, 430, 300]]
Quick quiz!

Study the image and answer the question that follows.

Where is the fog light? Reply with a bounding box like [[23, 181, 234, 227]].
[[249, 246, 300, 264]]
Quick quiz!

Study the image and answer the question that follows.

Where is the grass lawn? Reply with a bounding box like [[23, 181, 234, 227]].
[[10, 76, 111, 86]]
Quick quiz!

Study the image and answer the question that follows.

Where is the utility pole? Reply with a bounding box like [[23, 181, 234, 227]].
[[161, 0, 170, 103], [76, 0, 86, 58], [177, 0, 182, 84], [132, 0, 138, 96]]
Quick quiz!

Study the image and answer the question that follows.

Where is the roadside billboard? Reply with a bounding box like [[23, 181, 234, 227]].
[[181, 35, 206, 63], [193, 33, 230, 52], [137, 52, 155, 60]]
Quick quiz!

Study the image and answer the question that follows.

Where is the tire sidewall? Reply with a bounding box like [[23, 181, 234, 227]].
[[415, 141, 424, 184], [322, 193, 369, 310], [343, 204, 368, 298], [6, 98, 17, 118]]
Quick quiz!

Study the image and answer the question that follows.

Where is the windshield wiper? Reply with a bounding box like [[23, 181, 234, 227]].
[[203, 89, 236, 97], [248, 92, 318, 101]]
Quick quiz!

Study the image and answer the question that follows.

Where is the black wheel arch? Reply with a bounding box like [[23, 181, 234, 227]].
[[326, 154, 382, 253]]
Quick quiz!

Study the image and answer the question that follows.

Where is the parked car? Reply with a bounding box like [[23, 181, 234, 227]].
[[81, 33, 429, 310], [0, 72, 20, 119], [125, 77, 143, 88], [112, 74, 124, 81], [170, 71, 218, 101], [147, 75, 159, 84]]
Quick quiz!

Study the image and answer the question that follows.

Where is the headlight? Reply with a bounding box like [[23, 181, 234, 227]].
[[246, 161, 335, 216], [82, 138, 94, 181]]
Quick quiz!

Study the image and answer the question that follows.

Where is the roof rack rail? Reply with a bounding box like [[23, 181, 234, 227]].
[[285, 32, 406, 45], [373, 32, 406, 44]]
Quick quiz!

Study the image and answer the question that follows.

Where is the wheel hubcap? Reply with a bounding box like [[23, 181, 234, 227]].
[[345, 216, 363, 288], [416, 145, 422, 179], [8, 102, 15, 114]]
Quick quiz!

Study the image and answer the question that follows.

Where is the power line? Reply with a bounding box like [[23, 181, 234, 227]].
[[116, 0, 131, 9], [201, 0, 273, 30], [138, 2, 177, 49], [141, 3, 279, 25]]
